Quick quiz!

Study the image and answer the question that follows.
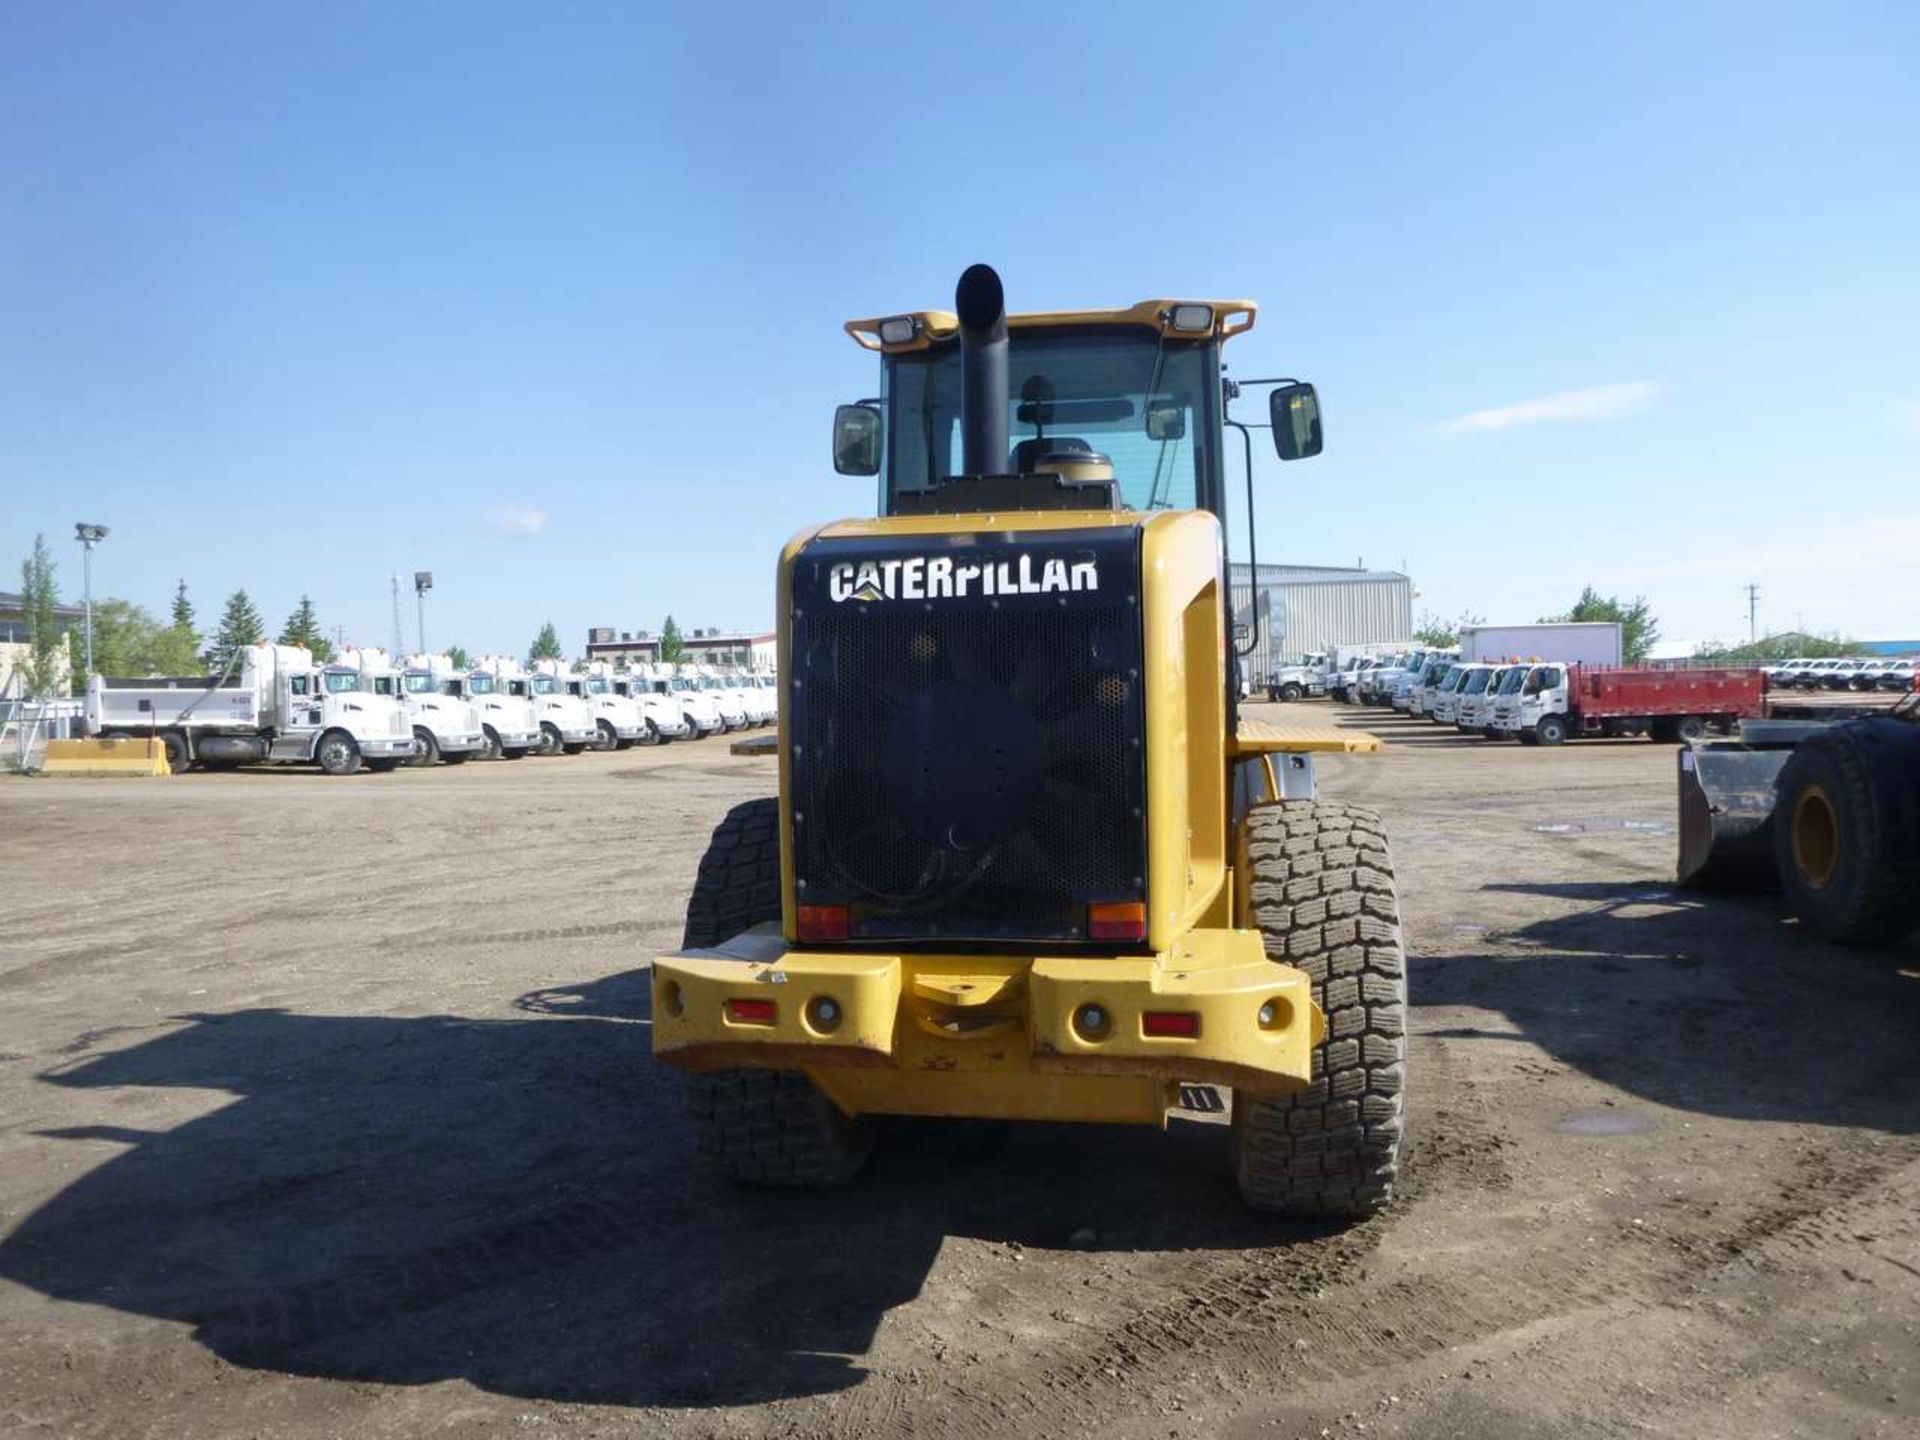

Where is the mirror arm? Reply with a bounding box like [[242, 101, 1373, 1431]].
[[1225, 418, 1260, 660]]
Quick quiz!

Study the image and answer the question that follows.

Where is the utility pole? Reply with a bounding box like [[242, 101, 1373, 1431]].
[[390, 574, 404, 658], [413, 572, 432, 656], [1744, 582, 1760, 643], [74, 523, 110, 679]]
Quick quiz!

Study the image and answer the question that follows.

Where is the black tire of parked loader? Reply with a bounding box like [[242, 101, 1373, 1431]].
[[1231, 800, 1406, 1219], [1773, 725, 1920, 945], [681, 797, 875, 1186]]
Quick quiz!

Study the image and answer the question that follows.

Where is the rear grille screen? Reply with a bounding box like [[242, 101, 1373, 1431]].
[[788, 527, 1147, 943]]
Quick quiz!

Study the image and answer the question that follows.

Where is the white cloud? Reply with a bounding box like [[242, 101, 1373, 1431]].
[[1438, 381, 1663, 434], [485, 503, 550, 536], [1890, 399, 1920, 434]]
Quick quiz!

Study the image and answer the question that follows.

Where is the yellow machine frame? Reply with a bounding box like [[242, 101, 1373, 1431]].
[[652, 505, 1378, 1126]]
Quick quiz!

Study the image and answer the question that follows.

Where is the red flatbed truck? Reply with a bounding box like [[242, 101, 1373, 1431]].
[[1490, 663, 1767, 744]]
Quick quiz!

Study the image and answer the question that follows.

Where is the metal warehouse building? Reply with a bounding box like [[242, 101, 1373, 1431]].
[[1229, 563, 1413, 680]]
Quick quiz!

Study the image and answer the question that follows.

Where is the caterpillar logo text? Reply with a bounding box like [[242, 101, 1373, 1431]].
[[828, 553, 1098, 604]]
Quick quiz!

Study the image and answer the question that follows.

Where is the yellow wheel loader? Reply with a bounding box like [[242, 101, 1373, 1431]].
[[652, 265, 1404, 1217]]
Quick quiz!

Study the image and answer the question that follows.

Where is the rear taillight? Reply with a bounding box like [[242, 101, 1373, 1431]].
[[724, 997, 777, 1025], [1142, 1011, 1200, 1038], [1089, 901, 1146, 942], [797, 904, 850, 942]]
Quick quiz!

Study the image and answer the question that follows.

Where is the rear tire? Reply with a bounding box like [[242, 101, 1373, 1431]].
[[1675, 715, 1708, 744], [1774, 725, 1920, 944], [502, 747, 529, 760], [366, 757, 401, 773], [561, 741, 588, 755], [1231, 800, 1406, 1218], [682, 797, 874, 1186], [442, 751, 471, 765], [159, 731, 191, 774]]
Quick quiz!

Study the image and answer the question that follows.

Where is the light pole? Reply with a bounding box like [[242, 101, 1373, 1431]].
[[74, 523, 109, 679], [414, 571, 432, 656]]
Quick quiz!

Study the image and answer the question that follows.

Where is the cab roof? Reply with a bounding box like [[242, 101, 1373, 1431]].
[[845, 298, 1256, 354]]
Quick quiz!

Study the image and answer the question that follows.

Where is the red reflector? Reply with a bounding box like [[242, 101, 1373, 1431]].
[[1088, 901, 1147, 941], [725, 997, 777, 1025], [797, 904, 850, 942], [1142, 1011, 1200, 1038]]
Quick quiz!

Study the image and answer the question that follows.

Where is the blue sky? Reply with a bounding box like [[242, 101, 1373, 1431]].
[[5, 2, 1917, 657]]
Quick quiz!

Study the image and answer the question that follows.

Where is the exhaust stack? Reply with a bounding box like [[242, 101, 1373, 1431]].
[[955, 263, 1009, 476]]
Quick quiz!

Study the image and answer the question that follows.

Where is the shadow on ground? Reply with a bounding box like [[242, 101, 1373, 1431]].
[[0, 973, 1328, 1410], [1417, 879, 1920, 1134]]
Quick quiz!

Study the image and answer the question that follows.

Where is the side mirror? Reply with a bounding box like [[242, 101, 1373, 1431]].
[[833, 404, 882, 476], [1269, 382, 1324, 461], [1145, 404, 1187, 441]]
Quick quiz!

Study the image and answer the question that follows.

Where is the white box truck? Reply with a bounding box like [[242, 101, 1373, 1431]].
[[84, 642, 415, 775], [1459, 622, 1623, 667]]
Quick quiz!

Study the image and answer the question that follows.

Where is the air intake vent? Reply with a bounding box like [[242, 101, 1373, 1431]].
[[788, 527, 1146, 943]]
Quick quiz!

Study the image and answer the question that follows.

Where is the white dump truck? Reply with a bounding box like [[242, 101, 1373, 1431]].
[[684, 665, 748, 731], [609, 669, 694, 742], [470, 655, 545, 758], [341, 647, 487, 766], [564, 661, 652, 750], [639, 663, 723, 737], [528, 658, 598, 754], [84, 641, 415, 775]]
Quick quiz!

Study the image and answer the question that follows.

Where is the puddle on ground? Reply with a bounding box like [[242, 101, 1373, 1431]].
[[1534, 818, 1672, 836], [1558, 1109, 1655, 1137]]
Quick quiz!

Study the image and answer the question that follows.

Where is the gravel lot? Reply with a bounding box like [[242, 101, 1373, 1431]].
[[1, 704, 1915, 1439]]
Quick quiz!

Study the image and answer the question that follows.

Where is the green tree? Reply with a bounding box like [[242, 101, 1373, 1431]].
[[528, 622, 564, 663], [444, 644, 472, 670], [205, 589, 266, 672], [1542, 587, 1660, 665], [16, 535, 68, 697], [160, 579, 202, 673], [84, 599, 167, 677], [1412, 608, 1483, 648], [149, 622, 203, 676], [277, 594, 333, 661], [658, 614, 686, 664]]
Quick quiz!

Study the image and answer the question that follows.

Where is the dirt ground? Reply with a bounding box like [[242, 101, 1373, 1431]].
[[1, 703, 1915, 1440]]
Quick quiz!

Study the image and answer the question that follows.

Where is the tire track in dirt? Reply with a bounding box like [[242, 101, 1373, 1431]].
[[845, 1135, 1920, 1438]]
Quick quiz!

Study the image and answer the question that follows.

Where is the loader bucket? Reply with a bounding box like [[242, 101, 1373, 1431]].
[[1676, 742, 1789, 888]]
